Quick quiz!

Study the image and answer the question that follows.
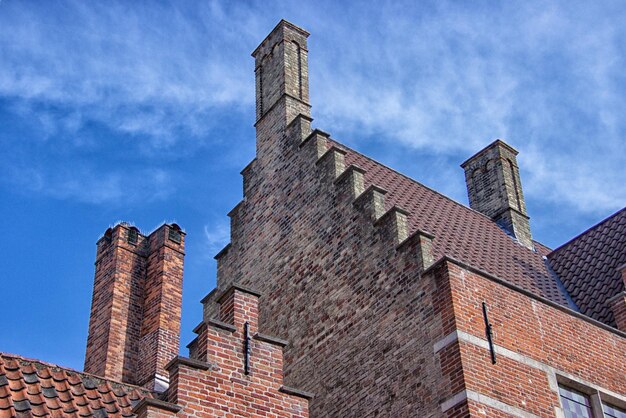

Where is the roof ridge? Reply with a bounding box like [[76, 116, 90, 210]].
[[548, 207, 626, 256], [0, 352, 153, 393]]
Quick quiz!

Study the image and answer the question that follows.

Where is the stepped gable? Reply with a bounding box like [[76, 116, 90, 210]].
[[548, 208, 626, 325], [0, 353, 151, 417], [328, 138, 570, 306]]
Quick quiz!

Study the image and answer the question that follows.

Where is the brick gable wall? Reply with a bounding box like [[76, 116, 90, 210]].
[[431, 258, 626, 416], [197, 20, 626, 417], [205, 115, 459, 415], [133, 285, 310, 418]]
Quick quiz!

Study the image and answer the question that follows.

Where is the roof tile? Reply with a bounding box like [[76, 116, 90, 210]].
[[334, 141, 570, 306], [0, 353, 153, 418], [548, 208, 626, 326]]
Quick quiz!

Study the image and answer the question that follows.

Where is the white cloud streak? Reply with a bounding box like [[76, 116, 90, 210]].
[[0, 0, 258, 142], [0, 0, 624, 214], [203, 221, 230, 256], [309, 1, 626, 214]]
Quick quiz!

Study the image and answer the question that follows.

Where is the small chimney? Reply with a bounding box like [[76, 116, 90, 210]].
[[84, 223, 185, 391], [461, 140, 533, 249], [252, 20, 311, 156]]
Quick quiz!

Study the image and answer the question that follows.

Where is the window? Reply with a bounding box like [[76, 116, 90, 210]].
[[604, 403, 626, 418], [559, 386, 592, 418], [559, 384, 626, 418]]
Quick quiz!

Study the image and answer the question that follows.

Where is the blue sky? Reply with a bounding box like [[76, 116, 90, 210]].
[[1, 1, 624, 371]]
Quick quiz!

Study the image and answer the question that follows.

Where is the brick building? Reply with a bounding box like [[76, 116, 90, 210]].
[[1, 19, 625, 418]]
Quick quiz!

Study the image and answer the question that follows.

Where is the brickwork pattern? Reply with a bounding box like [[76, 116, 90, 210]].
[[200, 20, 625, 417], [432, 259, 626, 416], [164, 286, 310, 417], [209, 116, 460, 415], [461, 140, 533, 248], [84, 223, 185, 389]]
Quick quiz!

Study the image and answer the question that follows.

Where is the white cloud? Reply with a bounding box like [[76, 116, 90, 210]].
[[1, 163, 173, 205], [0, 0, 623, 214], [203, 221, 230, 256], [308, 1, 626, 215], [0, 1, 258, 143]]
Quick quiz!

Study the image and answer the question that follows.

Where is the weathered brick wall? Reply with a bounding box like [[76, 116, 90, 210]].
[[195, 19, 625, 417], [461, 140, 532, 249], [202, 112, 462, 416], [85, 223, 185, 389], [85, 224, 147, 383], [137, 224, 185, 389], [430, 258, 626, 416], [200, 20, 471, 416], [156, 285, 309, 417]]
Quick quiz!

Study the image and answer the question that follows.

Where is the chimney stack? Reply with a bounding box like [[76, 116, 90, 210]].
[[252, 20, 311, 157], [84, 222, 185, 391], [461, 140, 533, 249]]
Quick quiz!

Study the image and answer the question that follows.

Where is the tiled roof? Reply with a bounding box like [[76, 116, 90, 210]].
[[548, 208, 626, 326], [333, 141, 571, 306], [0, 353, 151, 417]]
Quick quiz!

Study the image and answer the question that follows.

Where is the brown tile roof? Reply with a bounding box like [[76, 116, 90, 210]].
[[0, 353, 151, 417], [332, 141, 571, 306], [547, 208, 626, 326]]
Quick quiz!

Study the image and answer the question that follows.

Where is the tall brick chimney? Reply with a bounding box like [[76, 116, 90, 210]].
[[84, 222, 185, 391], [461, 140, 533, 249], [252, 20, 311, 157]]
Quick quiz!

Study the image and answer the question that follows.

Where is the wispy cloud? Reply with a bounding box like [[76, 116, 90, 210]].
[[0, 0, 624, 215], [203, 221, 230, 257], [308, 1, 626, 214], [0, 0, 258, 143], [1, 162, 173, 205]]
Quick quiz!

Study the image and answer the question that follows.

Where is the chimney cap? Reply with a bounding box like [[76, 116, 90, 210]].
[[460, 139, 519, 169], [251, 19, 309, 57]]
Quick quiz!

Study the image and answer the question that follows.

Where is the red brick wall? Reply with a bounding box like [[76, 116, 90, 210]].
[[204, 112, 463, 416], [85, 224, 147, 383], [431, 259, 626, 416], [85, 223, 185, 388], [137, 225, 185, 389], [198, 20, 626, 417], [164, 286, 309, 417]]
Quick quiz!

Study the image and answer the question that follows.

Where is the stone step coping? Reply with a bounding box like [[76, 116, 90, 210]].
[[299, 128, 330, 148], [279, 385, 315, 400], [315, 145, 347, 166], [213, 243, 231, 260], [396, 229, 436, 252], [165, 356, 212, 373], [227, 200, 245, 218], [191, 321, 289, 347], [240, 158, 257, 175], [185, 336, 198, 350], [334, 164, 366, 185], [286, 112, 314, 130], [373, 205, 410, 227], [215, 283, 262, 304], [132, 398, 182, 415], [352, 184, 388, 207]]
